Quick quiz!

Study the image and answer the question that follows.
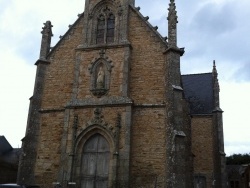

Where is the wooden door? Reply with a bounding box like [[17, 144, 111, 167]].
[[81, 134, 110, 188]]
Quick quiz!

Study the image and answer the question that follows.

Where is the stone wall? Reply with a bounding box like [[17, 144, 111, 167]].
[[75, 48, 127, 99], [130, 108, 166, 187], [129, 8, 166, 104], [128, 8, 169, 187], [34, 111, 64, 186], [0, 163, 18, 184], [191, 115, 215, 187], [41, 16, 84, 109]]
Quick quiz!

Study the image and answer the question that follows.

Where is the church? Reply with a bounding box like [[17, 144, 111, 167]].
[[17, 0, 226, 187]]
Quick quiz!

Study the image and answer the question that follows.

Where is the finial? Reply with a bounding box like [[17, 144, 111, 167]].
[[167, 0, 178, 47], [41, 21, 53, 36], [212, 60, 220, 107], [39, 20, 53, 60], [213, 60, 218, 77], [168, 0, 178, 23], [99, 49, 106, 58]]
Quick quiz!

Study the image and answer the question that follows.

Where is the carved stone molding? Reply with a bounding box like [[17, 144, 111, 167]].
[[66, 96, 133, 108], [88, 49, 114, 98], [89, 1, 123, 19], [75, 108, 116, 138], [77, 108, 122, 141], [88, 49, 114, 73], [90, 88, 108, 98]]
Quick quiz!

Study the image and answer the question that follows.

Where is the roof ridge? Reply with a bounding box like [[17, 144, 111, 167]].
[[182, 72, 212, 76]]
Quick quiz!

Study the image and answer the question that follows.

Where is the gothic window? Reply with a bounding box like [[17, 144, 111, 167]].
[[107, 14, 115, 43], [81, 134, 110, 188], [97, 15, 105, 44], [96, 13, 115, 44]]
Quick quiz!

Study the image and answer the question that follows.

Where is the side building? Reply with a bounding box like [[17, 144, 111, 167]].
[[0, 136, 21, 184], [182, 63, 226, 188]]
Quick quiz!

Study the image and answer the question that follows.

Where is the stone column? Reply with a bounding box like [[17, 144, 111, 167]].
[[212, 61, 226, 188], [164, 0, 192, 187]]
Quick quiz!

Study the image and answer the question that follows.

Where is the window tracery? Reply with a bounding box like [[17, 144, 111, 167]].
[[97, 15, 105, 44], [96, 7, 115, 44]]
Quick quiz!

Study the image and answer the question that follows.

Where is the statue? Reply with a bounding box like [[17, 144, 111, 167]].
[[96, 66, 105, 89]]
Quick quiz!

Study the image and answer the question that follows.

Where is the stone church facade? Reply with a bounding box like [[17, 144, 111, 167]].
[[17, 0, 226, 187]]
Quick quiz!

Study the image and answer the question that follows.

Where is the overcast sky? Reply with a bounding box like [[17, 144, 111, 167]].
[[0, 0, 249, 155]]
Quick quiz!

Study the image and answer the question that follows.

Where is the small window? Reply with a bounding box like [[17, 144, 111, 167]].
[[96, 13, 115, 44]]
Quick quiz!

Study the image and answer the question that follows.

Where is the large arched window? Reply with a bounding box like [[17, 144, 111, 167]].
[[81, 134, 110, 188], [96, 13, 115, 44]]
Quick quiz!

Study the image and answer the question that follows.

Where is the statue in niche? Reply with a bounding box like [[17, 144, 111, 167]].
[[96, 66, 105, 89]]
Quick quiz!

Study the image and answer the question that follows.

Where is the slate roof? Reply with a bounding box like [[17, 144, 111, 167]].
[[0, 136, 20, 166], [0, 136, 12, 155], [181, 73, 214, 115]]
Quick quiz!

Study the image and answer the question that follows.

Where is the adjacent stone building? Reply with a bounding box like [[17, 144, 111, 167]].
[[17, 0, 226, 187], [0, 136, 21, 184], [226, 165, 250, 188]]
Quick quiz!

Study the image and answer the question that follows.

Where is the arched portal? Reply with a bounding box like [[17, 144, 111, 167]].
[[81, 134, 110, 188]]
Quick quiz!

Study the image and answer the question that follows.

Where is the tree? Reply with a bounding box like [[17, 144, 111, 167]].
[[226, 153, 250, 165]]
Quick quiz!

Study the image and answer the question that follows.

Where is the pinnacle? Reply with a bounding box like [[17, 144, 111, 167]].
[[213, 60, 218, 78], [168, 0, 178, 21]]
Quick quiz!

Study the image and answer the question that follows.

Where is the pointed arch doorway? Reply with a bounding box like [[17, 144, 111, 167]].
[[81, 134, 110, 188]]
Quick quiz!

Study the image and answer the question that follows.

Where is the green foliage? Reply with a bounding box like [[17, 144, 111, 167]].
[[226, 153, 250, 165]]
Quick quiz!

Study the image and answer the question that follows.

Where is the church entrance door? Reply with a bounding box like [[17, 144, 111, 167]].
[[81, 134, 110, 188]]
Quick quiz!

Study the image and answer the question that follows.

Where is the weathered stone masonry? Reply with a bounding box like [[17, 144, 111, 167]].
[[17, 0, 226, 187]]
